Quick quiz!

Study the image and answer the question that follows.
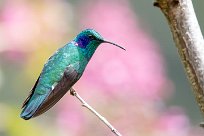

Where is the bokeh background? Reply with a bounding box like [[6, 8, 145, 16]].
[[0, 0, 204, 135]]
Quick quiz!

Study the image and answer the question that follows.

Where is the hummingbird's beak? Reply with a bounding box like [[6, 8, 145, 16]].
[[102, 40, 126, 51]]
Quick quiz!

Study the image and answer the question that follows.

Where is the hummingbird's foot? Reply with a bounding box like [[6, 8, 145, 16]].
[[70, 88, 76, 96]]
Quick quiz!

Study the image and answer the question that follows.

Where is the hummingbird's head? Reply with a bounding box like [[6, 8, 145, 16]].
[[74, 29, 105, 49], [74, 29, 125, 59]]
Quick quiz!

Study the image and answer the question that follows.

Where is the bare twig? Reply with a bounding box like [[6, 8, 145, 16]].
[[154, 0, 204, 119], [70, 88, 122, 136]]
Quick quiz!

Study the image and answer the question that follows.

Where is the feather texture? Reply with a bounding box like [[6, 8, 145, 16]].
[[20, 29, 121, 120], [20, 66, 80, 120], [32, 66, 80, 117]]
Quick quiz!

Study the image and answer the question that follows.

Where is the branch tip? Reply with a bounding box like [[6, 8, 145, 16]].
[[153, 1, 160, 8]]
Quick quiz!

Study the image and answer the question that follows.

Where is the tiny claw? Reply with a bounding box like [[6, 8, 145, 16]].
[[70, 88, 76, 96]]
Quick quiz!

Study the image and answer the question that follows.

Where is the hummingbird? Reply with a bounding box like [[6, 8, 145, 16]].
[[20, 29, 125, 120]]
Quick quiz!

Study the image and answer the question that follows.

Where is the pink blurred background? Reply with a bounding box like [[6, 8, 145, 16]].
[[0, 0, 203, 136]]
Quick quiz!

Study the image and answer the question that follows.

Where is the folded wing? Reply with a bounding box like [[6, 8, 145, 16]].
[[20, 66, 80, 120]]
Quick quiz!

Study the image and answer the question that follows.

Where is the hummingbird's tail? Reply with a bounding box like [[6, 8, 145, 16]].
[[20, 95, 47, 120], [20, 65, 80, 120]]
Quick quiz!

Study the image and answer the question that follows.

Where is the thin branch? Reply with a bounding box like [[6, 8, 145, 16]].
[[154, 0, 204, 120], [70, 88, 122, 136]]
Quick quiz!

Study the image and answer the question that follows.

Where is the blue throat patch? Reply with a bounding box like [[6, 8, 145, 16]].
[[77, 35, 90, 49]]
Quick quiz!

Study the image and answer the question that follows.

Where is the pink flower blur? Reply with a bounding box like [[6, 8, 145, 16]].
[[154, 108, 190, 136], [0, 1, 37, 52], [79, 0, 172, 100], [0, 0, 73, 61], [56, 0, 203, 135]]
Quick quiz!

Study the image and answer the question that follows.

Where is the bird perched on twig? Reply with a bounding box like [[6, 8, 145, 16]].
[[20, 29, 125, 120]]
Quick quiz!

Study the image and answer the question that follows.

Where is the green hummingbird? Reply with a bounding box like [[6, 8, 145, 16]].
[[20, 29, 125, 120]]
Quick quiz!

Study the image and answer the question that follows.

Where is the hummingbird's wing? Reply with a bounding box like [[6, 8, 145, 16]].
[[32, 66, 80, 117], [20, 65, 80, 120]]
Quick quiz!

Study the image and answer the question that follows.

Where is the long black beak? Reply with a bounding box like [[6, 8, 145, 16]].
[[103, 40, 126, 51]]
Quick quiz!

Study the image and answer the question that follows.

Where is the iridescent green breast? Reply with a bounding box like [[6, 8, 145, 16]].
[[35, 42, 88, 94]]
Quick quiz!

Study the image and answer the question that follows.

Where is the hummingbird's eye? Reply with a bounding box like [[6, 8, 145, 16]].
[[88, 35, 96, 40]]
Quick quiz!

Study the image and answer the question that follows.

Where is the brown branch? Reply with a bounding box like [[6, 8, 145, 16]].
[[154, 0, 204, 121], [70, 88, 122, 136]]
